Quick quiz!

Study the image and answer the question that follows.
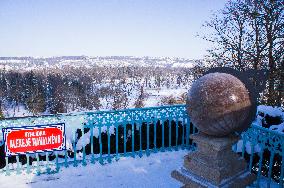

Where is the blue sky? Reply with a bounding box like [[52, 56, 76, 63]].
[[0, 0, 226, 59]]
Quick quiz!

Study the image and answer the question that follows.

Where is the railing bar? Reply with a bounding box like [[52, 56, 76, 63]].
[[5, 156, 10, 176], [162, 119, 165, 151], [90, 126, 95, 163], [139, 122, 142, 157], [175, 119, 178, 150], [73, 131, 77, 167], [46, 152, 51, 173], [249, 143, 255, 173], [26, 154, 31, 174], [99, 125, 103, 164], [267, 151, 275, 188], [186, 117, 190, 149], [82, 129, 87, 166], [146, 121, 150, 156], [182, 118, 185, 149], [116, 123, 119, 160], [36, 153, 40, 175], [107, 125, 111, 163], [280, 150, 284, 188], [154, 119, 157, 152], [256, 150, 264, 187], [132, 122, 135, 157], [0, 104, 185, 121], [64, 149, 68, 167], [169, 119, 172, 150], [124, 123, 126, 156], [55, 152, 59, 172], [242, 140, 246, 158], [16, 155, 20, 174]]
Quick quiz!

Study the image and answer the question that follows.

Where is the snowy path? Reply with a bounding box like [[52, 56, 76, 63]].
[[0, 151, 187, 188]]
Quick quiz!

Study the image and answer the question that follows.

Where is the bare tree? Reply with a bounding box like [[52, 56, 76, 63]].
[[202, 0, 284, 106]]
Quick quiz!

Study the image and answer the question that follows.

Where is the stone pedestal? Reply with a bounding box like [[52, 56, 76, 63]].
[[171, 133, 256, 188]]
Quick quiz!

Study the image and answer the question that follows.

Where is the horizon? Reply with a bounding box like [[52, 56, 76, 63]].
[[0, 0, 226, 59], [0, 55, 203, 60]]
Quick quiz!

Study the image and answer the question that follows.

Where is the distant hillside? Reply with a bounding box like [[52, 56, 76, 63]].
[[0, 56, 203, 71]]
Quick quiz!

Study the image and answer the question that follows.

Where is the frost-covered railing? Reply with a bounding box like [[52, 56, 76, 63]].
[[0, 105, 195, 176], [240, 123, 284, 187]]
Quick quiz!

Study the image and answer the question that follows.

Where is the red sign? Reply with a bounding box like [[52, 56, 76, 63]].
[[2, 123, 66, 156]]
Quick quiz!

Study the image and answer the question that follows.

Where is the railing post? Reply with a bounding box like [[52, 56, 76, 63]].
[[55, 152, 59, 172], [115, 123, 119, 160], [182, 118, 185, 149], [82, 129, 87, 166], [162, 119, 165, 152], [280, 149, 284, 188], [146, 121, 150, 156], [107, 125, 111, 163], [175, 119, 178, 151], [139, 123, 142, 157], [185, 117, 190, 149], [123, 123, 126, 156], [36, 153, 40, 175], [26, 154, 31, 174], [91, 126, 95, 163], [73, 132, 78, 167], [5, 157, 10, 176], [248, 143, 255, 173], [242, 140, 246, 159], [16, 156, 21, 175], [256, 149, 264, 187], [154, 118, 157, 153], [131, 121, 135, 158], [64, 149, 69, 168], [99, 125, 103, 165], [169, 119, 172, 151], [46, 153, 51, 174], [267, 151, 275, 188]]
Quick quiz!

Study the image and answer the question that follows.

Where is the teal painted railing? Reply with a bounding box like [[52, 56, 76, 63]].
[[0, 105, 283, 187], [0, 105, 195, 176], [241, 123, 284, 188]]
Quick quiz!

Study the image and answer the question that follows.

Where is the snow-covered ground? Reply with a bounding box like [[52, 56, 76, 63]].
[[143, 87, 187, 107], [0, 150, 280, 188], [0, 150, 186, 188]]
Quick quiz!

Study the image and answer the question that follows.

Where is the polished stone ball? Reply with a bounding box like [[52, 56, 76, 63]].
[[187, 73, 254, 137]]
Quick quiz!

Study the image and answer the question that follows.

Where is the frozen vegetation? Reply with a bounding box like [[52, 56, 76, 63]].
[[0, 56, 206, 118]]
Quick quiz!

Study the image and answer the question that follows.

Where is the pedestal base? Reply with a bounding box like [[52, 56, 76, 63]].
[[171, 133, 256, 188]]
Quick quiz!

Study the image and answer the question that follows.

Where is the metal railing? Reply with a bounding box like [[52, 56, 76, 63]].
[[0, 105, 194, 175], [0, 105, 283, 187], [241, 123, 284, 188]]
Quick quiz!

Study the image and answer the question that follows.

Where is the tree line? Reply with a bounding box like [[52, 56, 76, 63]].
[[202, 0, 283, 106], [0, 66, 193, 118]]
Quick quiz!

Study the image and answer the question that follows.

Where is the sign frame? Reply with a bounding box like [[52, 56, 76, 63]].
[[2, 123, 66, 156]]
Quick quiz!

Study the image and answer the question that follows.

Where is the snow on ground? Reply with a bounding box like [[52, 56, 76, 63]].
[[0, 150, 280, 188], [143, 88, 188, 107], [3, 104, 33, 118], [0, 150, 186, 188]]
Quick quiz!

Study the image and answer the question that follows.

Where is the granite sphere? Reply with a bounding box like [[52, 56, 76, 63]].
[[186, 73, 254, 137]]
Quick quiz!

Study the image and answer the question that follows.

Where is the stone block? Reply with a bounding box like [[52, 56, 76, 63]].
[[171, 133, 256, 187]]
